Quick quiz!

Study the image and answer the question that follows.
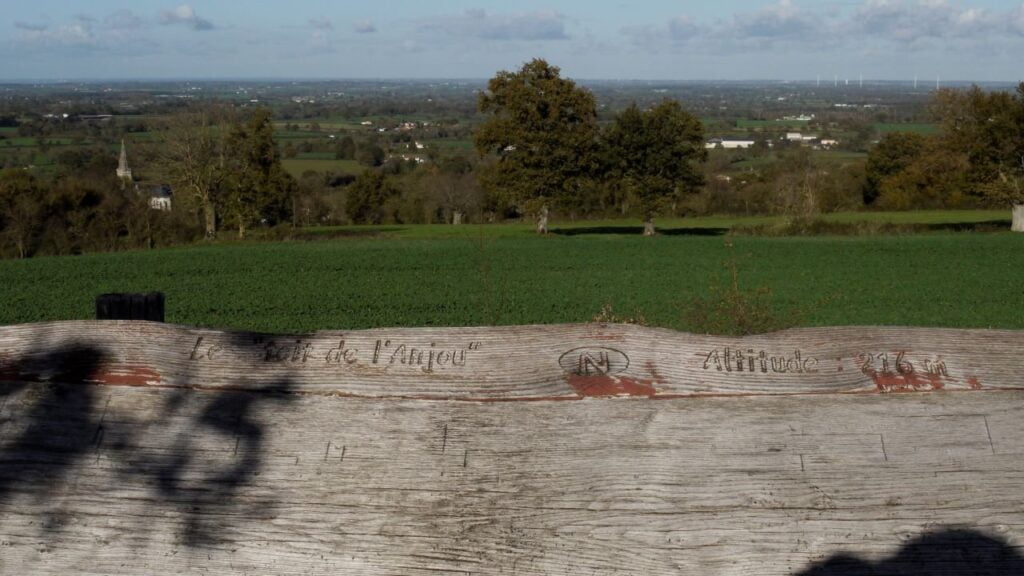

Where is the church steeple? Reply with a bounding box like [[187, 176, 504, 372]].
[[116, 139, 133, 184]]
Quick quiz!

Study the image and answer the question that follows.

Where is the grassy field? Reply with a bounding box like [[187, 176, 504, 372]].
[[1, 213, 1021, 333], [736, 119, 810, 129], [874, 123, 940, 135], [294, 211, 1011, 239], [282, 158, 362, 177]]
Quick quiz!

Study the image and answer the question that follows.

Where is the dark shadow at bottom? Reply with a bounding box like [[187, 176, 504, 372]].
[[795, 529, 1024, 576]]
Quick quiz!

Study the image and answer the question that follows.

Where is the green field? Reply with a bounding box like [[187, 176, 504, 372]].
[[295, 152, 339, 160], [1, 215, 1021, 333], [736, 119, 811, 129], [282, 158, 362, 177], [2, 137, 77, 148], [874, 123, 940, 135], [297, 211, 1010, 239], [422, 138, 474, 150], [273, 130, 326, 139]]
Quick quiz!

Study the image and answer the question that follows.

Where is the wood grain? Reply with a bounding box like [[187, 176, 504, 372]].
[[1, 320, 1023, 575]]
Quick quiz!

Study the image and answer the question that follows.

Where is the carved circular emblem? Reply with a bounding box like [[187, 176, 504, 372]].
[[558, 347, 630, 376]]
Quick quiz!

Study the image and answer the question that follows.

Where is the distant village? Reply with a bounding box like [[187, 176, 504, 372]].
[[115, 139, 172, 211]]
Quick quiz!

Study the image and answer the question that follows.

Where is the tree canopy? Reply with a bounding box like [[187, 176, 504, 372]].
[[602, 100, 706, 235], [158, 106, 294, 239], [474, 59, 599, 233], [860, 83, 1024, 229], [932, 83, 1024, 229]]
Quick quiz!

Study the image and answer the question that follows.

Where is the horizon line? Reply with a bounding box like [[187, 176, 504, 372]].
[[1, 77, 1021, 85]]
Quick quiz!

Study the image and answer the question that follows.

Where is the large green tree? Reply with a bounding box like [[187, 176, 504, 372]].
[[932, 84, 1024, 231], [863, 132, 928, 205], [602, 100, 706, 235], [0, 169, 42, 258], [345, 170, 399, 224], [158, 106, 294, 239], [224, 108, 295, 238], [474, 59, 599, 233]]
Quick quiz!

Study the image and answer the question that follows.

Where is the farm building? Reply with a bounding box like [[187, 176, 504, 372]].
[[705, 138, 756, 149]]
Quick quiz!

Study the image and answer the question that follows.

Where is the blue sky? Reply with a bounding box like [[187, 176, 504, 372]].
[[3, 1, 1023, 81]]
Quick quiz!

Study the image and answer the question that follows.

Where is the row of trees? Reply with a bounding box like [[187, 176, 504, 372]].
[[865, 84, 1024, 230], [0, 106, 298, 258], [157, 107, 295, 239], [0, 167, 194, 259], [475, 59, 706, 235], [4, 65, 1023, 259]]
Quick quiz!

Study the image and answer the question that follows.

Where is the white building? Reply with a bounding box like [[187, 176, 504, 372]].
[[705, 138, 756, 150], [149, 185, 172, 211]]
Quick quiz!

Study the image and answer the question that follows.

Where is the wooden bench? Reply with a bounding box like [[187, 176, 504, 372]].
[[1, 321, 1023, 574]]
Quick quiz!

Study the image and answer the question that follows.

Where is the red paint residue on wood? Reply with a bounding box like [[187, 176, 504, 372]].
[[967, 377, 983, 390], [871, 370, 944, 393], [567, 374, 656, 398], [645, 361, 667, 387], [90, 364, 162, 387]]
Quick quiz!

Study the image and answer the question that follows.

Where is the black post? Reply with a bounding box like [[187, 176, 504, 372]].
[[96, 292, 165, 322]]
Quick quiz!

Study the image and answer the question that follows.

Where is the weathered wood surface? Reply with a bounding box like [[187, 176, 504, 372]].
[[2, 320, 1024, 575]]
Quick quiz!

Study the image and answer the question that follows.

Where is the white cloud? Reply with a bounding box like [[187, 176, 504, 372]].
[[728, 0, 822, 39], [14, 21, 49, 32], [309, 17, 333, 31], [12, 10, 157, 55], [1012, 5, 1024, 35], [105, 10, 144, 31], [420, 9, 569, 41], [353, 19, 376, 34], [620, 15, 707, 51], [16, 22, 96, 49], [623, 0, 1024, 55], [160, 4, 214, 31]]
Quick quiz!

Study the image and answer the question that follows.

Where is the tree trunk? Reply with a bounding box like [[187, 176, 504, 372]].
[[536, 205, 549, 235], [203, 200, 216, 240], [452, 210, 464, 226], [643, 217, 656, 237], [1013, 204, 1024, 233]]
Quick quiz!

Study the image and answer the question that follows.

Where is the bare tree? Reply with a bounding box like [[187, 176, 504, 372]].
[[155, 107, 233, 239]]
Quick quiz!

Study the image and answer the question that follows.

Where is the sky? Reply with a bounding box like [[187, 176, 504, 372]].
[[2, 0, 1024, 82]]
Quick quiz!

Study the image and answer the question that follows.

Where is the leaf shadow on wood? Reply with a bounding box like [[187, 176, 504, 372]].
[[0, 337, 295, 549], [795, 529, 1024, 576], [137, 381, 295, 548], [0, 344, 105, 533]]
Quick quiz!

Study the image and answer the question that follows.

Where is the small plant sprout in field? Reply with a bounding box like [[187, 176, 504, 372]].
[[591, 304, 647, 326], [683, 240, 799, 336]]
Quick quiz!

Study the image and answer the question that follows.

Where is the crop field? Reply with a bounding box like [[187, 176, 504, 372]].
[[1, 217, 1022, 333], [874, 122, 940, 135], [282, 158, 362, 177], [735, 119, 810, 129], [422, 138, 474, 150]]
